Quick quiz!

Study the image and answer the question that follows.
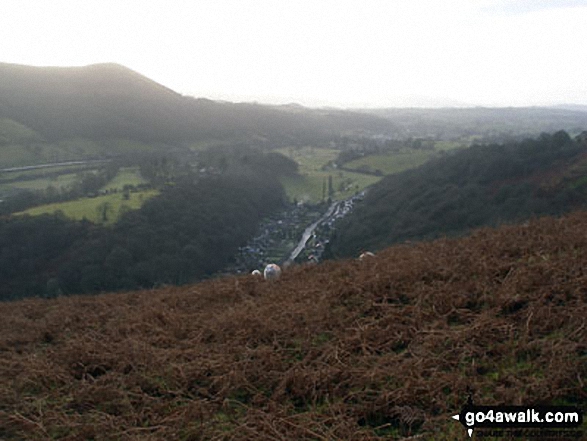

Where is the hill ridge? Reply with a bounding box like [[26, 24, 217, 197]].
[[0, 61, 396, 144]]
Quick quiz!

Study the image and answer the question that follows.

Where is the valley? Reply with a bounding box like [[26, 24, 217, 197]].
[[0, 60, 586, 440]]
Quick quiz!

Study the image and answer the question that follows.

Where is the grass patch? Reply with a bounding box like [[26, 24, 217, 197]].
[[276, 147, 380, 203], [276, 146, 339, 174], [344, 150, 436, 175], [0, 172, 81, 192], [100, 167, 146, 191], [279, 171, 380, 203], [15, 189, 159, 224]]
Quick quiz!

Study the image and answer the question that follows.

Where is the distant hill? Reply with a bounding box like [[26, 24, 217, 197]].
[[551, 104, 587, 113], [0, 211, 585, 439], [0, 62, 394, 144], [356, 106, 587, 139], [325, 131, 587, 258], [0, 63, 190, 142]]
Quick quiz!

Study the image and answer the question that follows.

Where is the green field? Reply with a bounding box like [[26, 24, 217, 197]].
[[279, 171, 380, 203], [101, 167, 146, 191], [0, 165, 146, 196], [15, 189, 159, 224], [343, 150, 436, 175], [276, 147, 339, 174], [274, 146, 461, 203], [275, 147, 380, 203], [0, 172, 81, 192]]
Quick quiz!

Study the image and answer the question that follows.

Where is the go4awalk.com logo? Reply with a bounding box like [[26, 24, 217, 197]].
[[451, 404, 583, 438]]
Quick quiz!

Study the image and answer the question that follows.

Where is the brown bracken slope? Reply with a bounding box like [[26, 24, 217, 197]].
[[0, 212, 586, 440]]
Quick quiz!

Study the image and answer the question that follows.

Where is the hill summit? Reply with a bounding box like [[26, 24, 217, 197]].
[[0, 62, 194, 142], [0, 212, 586, 439], [0, 62, 393, 144]]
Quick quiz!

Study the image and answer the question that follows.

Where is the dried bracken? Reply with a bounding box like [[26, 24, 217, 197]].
[[0, 212, 586, 440]]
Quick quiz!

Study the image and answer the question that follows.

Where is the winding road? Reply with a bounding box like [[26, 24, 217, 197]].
[[285, 200, 341, 264]]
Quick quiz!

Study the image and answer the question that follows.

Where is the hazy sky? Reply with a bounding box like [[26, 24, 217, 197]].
[[1, 0, 587, 108]]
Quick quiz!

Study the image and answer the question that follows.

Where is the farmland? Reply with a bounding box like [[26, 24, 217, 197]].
[[15, 189, 159, 224], [279, 170, 380, 203], [0, 171, 81, 192], [276, 147, 381, 203], [275, 146, 455, 203], [343, 149, 436, 175], [99, 166, 146, 191]]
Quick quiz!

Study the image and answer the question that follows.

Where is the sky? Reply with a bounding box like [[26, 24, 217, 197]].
[[1, 0, 587, 108]]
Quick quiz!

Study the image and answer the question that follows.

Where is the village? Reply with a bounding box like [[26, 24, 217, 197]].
[[222, 192, 365, 275]]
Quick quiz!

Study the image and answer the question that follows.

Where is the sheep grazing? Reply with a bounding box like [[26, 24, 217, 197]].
[[263, 263, 282, 281], [359, 251, 376, 261], [251, 269, 262, 277]]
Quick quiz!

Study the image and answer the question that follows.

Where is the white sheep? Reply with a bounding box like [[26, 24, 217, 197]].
[[263, 263, 282, 281], [359, 251, 376, 261], [251, 269, 262, 276]]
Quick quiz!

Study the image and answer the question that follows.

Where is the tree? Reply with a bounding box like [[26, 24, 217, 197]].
[[328, 175, 334, 198], [97, 202, 112, 223]]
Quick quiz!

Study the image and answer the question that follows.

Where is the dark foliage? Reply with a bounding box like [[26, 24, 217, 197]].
[[197, 144, 298, 176], [0, 172, 285, 300], [0, 214, 92, 300], [326, 131, 587, 258]]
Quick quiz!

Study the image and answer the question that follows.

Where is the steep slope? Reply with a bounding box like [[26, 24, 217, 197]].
[[0, 212, 585, 439], [0, 62, 394, 144], [0, 63, 194, 142]]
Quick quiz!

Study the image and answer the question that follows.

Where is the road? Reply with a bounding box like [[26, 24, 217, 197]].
[[0, 159, 111, 173], [285, 194, 363, 264]]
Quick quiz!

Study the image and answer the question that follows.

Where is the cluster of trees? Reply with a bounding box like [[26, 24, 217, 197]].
[[197, 144, 298, 176], [325, 131, 587, 258], [0, 171, 286, 300], [0, 146, 298, 300]]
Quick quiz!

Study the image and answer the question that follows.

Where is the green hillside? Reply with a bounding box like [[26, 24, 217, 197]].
[[0, 118, 42, 144], [326, 131, 587, 258]]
